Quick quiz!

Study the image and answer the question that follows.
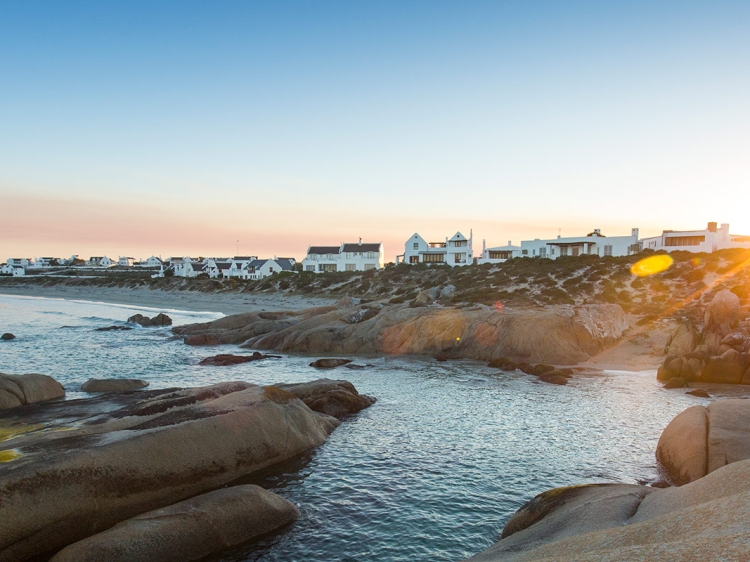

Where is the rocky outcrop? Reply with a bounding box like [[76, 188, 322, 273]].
[[173, 303, 629, 365], [0, 373, 65, 410], [81, 379, 149, 392], [49, 485, 299, 562], [95, 325, 133, 332], [657, 399, 750, 485], [0, 381, 341, 561], [199, 352, 281, 366], [127, 313, 172, 327], [0, 334, 15, 341], [466, 459, 750, 561], [309, 358, 353, 369], [275, 379, 376, 418], [657, 290, 750, 385]]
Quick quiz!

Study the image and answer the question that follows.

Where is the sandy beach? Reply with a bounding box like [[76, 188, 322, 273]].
[[0, 285, 335, 316]]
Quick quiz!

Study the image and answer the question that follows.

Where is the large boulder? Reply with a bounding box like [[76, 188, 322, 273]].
[[49, 485, 299, 562], [0, 373, 65, 410], [199, 352, 280, 366], [704, 289, 740, 334], [0, 381, 340, 561], [309, 358, 352, 369], [656, 399, 750, 485], [275, 379, 376, 419], [0, 334, 15, 341], [465, 459, 750, 561], [701, 349, 750, 384], [664, 322, 699, 355], [127, 313, 172, 327], [81, 379, 149, 393]]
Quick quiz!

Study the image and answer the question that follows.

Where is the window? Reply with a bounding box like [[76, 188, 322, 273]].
[[532, 249, 536, 256], [522, 250, 528, 256], [364, 264, 376, 270], [345, 264, 356, 271], [665, 236, 705, 247], [539, 247, 547, 258], [366, 251, 377, 259], [326, 254, 334, 260], [603, 245, 613, 256], [489, 251, 513, 260], [305, 265, 315, 272], [413, 243, 418, 249], [423, 253, 445, 263], [409, 256, 419, 264], [346, 252, 353, 259], [319, 264, 336, 272], [452, 240, 467, 247], [309, 254, 317, 260], [550, 248, 555, 256]]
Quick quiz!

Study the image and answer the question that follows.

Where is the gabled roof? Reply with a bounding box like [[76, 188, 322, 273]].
[[275, 258, 295, 270], [307, 246, 341, 255], [342, 243, 381, 253], [233, 256, 256, 261], [450, 232, 468, 241], [216, 263, 232, 270]]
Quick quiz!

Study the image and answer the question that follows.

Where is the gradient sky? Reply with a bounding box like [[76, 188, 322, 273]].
[[2, 1, 749, 262]]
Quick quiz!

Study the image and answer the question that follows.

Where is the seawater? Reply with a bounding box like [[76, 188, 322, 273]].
[[0, 293, 733, 561]]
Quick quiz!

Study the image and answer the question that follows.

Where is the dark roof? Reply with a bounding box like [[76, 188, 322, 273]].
[[248, 259, 267, 268], [190, 263, 206, 271], [308, 246, 341, 255], [342, 243, 381, 253], [275, 258, 295, 270], [217, 263, 232, 270], [233, 256, 256, 261]]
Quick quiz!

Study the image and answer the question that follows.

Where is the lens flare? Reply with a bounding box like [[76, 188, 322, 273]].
[[493, 302, 504, 311], [630, 255, 674, 277]]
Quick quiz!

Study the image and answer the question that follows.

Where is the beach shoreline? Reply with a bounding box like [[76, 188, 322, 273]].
[[0, 286, 335, 316]]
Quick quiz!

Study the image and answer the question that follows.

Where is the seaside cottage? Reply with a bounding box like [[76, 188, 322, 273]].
[[641, 222, 750, 253], [139, 256, 163, 268], [398, 232, 473, 266], [86, 256, 115, 267], [7, 258, 33, 267], [302, 241, 384, 272], [118, 256, 135, 267], [243, 257, 296, 280], [477, 240, 522, 264]]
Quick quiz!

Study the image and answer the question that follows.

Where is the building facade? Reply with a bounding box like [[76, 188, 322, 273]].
[[302, 241, 384, 272], [640, 222, 750, 253], [398, 231, 473, 267]]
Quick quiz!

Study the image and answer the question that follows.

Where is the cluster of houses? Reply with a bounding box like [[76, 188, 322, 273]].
[[4, 222, 749, 278]]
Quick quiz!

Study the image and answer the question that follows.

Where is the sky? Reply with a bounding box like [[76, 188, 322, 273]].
[[1, 0, 749, 262]]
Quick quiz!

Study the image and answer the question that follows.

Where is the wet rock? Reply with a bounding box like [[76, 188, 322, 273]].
[[538, 374, 568, 385], [0, 381, 339, 561], [95, 325, 133, 332], [663, 377, 686, 389], [199, 352, 281, 366], [0, 333, 15, 341], [127, 313, 172, 327], [0, 373, 65, 410], [309, 358, 353, 369], [81, 379, 150, 393], [530, 364, 556, 376], [702, 349, 749, 384], [184, 334, 221, 346], [49, 485, 299, 562], [686, 388, 710, 398], [275, 378, 376, 419], [487, 357, 517, 371]]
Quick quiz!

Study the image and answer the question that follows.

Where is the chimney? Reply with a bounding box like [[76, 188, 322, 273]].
[[508, 240, 512, 246], [707, 222, 717, 232], [358, 238, 362, 246], [631, 228, 639, 239], [482, 239, 486, 253]]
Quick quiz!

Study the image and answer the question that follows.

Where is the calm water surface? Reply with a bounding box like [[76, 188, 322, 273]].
[[1, 293, 740, 561]]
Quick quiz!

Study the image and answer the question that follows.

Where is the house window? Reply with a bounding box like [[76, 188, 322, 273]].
[[366, 252, 377, 259], [409, 256, 419, 264], [319, 264, 336, 272], [539, 247, 547, 258], [603, 245, 613, 256], [665, 236, 705, 247], [326, 254, 334, 260], [522, 250, 528, 256], [364, 264, 376, 270], [345, 264, 356, 271], [550, 248, 555, 256], [423, 253, 445, 263], [413, 243, 418, 250], [453, 240, 467, 247], [309, 254, 317, 260], [305, 265, 315, 271], [346, 252, 353, 258]]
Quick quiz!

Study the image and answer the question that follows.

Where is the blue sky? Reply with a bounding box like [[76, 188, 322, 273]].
[[2, 1, 749, 260]]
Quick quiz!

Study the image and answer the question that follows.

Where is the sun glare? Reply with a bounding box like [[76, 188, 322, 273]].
[[630, 255, 674, 277]]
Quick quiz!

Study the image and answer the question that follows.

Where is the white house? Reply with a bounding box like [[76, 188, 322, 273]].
[[302, 241, 384, 272], [205, 258, 233, 278], [7, 258, 33, 267], [398, 231, 473, 267], [118, 256, 135, 267], [139, 256, 163, 268], [640, 222, 750, 253], [0, 263, 12, 275], [516, 228, 640, 260], [477, 240, 522, 264], [243, 257, 296, 280], [86, 256, 115, 267], [31, 257, 57, 268], [11, 265, 25, 276], [175, 261, 207, 278]]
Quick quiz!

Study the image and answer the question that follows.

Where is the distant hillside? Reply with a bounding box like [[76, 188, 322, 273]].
[[3, 249, 749, 322]]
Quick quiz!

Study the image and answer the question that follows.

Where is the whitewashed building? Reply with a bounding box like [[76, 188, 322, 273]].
[[31, 257, 57, 268], [118, 256, 135, 267], [398, 231, 473, 267], [175, 261, 207, 278], [7, 258, 33, 267], [86, 256, 115, 267], [139, 256, 163, 268], [243, 258, 296, 280], [302, 241, 384, 272], [640, 222, 750, 253], [11, 265, 25, 276], [0, 263, 12, 275], [519, 228, 640, 259], [477, 241, 522, 264]]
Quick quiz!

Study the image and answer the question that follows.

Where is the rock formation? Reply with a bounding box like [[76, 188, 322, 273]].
[[0, 373, 65, 410], [0, 333, 15, 341], [0, 381, 343, 561], [309, 358, 353, 369], [657, 290, 750, 385], [173, 302, 629, 365], [127, 313, 172, 327], [199, 352, 281, 366], [657, 399, 750, 485], [49, 485, 299, 562], [81, 379, 149, 392], [276, 378, 376, 418]]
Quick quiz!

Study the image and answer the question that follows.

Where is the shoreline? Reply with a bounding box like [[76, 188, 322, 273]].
[[0, 286, 335, 316]]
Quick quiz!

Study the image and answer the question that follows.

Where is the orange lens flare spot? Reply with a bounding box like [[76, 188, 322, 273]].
[[456, 337, 460, 341], [630, 255, 674, 277], [493, 302, 504, 311]]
